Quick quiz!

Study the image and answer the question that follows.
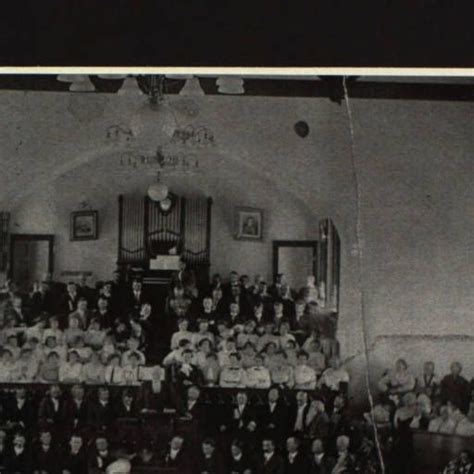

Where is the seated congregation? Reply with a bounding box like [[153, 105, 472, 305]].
[[0, 265, 472, 473]]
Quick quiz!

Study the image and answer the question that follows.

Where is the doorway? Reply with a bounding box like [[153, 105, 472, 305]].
[[10, 234, 54, 292], [272, 240, 318, 292]]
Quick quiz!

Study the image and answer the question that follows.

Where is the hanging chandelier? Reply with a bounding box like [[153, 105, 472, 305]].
[[128, 75, 178, 151]]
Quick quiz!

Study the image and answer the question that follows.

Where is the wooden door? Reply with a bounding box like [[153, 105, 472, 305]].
[[10, 235, 54, 292]]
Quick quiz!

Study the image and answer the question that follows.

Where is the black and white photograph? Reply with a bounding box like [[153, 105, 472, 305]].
[[0, 7, 472, 471]]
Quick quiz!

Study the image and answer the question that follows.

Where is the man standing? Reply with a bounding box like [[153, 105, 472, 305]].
[[172, 258, 197, 296], [440, 362, 471, 414]]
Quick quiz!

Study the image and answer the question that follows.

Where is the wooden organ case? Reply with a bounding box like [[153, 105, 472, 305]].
[[117, 194, 212, 291]]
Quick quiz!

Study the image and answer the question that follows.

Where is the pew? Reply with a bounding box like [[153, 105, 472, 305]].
[[132, 469, 178, 474], [412, 430, 474, 472]]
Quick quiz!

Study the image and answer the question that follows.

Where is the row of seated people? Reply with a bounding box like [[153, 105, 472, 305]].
[[379, 359, 474, 436], [360, 358, 474, 474], [0, 428, 381, 474], [1, 269, 331, 328], [0, 384, 159, 432], [164, 342, 347, 392], [166, 284, 335, 337], [1, 268, 335, 364], [0, 379, 382, 473], [0, 324, 163, 386], [440, 450, 474, 474], [1, 290, 153, 342], [3, 379, 474, 473], [1, 289, 328, 357]]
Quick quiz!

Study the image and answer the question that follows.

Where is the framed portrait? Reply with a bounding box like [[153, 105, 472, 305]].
[[70, 210, 98, 241], [234, 207, 263, 241]]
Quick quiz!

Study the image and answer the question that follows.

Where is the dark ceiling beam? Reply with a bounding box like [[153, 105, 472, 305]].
[[0, 75, 472, 102]]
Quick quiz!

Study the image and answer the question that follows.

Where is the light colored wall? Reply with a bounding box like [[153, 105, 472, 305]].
[[350, 100, 474, 342]]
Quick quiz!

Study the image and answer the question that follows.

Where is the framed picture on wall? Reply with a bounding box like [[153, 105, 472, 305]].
[[70, 211, 98, 241], [234, 207, 263, 241]]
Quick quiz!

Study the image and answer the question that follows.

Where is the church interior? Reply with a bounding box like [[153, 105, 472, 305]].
[[0, 74, 472, 473]]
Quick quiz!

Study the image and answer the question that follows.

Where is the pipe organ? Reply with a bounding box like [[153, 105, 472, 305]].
[[118, 194, 212, 285]]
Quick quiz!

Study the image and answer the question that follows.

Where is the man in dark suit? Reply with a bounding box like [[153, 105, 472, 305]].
[[308, 438, 336, 474], [5, 387, 36, 430], [197, 438, 226, 474], [88, 387, 116, 429], [63, 384, 89, 432], [4, 293, 31, 326], [222, 271, 240, 300], [31, 429, 60, 474], [268, 273, 285, 299], [114, 389, 139, 419], [61, 433, 87, 474], [4, 431, 31, 473], [440, 361, 472, 414], [223, 391, 258, 436], [256, 438, 284, 474], [288, 391, 312, 435], [88, 435, 114, 474], [180, 385, 204, 419], [200, 296, 218, 325], [100, 280, 123, 318], [58, 281, 81, 317], [92, 295, 114, 329], [228, 439, 253, 474], [226, 302, 246, 327], [125, 279, 149, 316], [171, 258, 197, 296], [227, 285, 252, 318], [30, 281, 55, 317], [259, 387, 288, 443], [285, 436, 309, 474], [78, 273, 97, 307], [160, 435, 191, 473], [38, 384, 65, 428]]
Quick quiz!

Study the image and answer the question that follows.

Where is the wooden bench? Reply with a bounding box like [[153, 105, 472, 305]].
[[413, 430, 474, 471]]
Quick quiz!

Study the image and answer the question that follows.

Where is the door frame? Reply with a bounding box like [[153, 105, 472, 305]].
[[9, 234, 55, 281], [272, 240, 318, 284]]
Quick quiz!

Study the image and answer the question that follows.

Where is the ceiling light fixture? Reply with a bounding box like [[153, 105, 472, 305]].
[[69, 77, 96, 92], [117, 76, 144, 97], [216, 76, 245, 94], [57, 74, 88, 83], [179, 76, 205, 96], [97, 74, 127, 80]]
